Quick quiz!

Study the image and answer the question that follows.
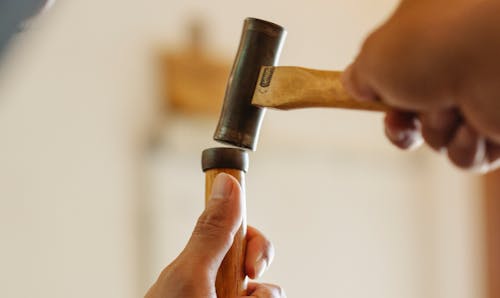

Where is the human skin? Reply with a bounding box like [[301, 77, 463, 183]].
[[145, 173, 286, 298], [341, 0, 500, 172]]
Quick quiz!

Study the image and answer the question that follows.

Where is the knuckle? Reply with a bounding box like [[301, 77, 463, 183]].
[[359, 29, 386, 65], [193, 206, 233, 242], [361, 31, 379, 53], [261, 239, 275, 263]]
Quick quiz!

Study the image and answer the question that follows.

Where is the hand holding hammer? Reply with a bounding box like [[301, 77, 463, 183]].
[[208, 18, 385, 297], [214, 18, 386, 151], [147, 2, 500, 295]]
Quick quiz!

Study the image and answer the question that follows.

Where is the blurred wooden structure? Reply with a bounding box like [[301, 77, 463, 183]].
[[484, 169, 500, 298], [161, 20, 230, 115]]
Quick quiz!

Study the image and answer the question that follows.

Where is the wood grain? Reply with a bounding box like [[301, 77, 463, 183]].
[[252, 66, 388, 111], [205, 168, 247, 298], [484, 169, 500, 298]]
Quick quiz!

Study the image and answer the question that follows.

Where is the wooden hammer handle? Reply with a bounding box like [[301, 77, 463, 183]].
[[252, 66, 388, 111], [205, 168, 247, 298]]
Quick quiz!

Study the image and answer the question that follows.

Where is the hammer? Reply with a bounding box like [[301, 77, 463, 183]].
[[204, 18, 387, 297], [214, 17, 388, 151]]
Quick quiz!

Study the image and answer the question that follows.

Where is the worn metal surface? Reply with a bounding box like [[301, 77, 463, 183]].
[[202, 147, 249, 173], [213, 18, 286, 150]]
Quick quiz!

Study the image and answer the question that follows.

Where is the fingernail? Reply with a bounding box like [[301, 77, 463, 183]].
[[210, 173, 233, 199], [385, 126, 408, 143], [254, 255, 267, 279], [385, 126, 422, 150]]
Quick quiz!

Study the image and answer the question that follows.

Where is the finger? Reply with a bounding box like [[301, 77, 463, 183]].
[[245, 226, 275, 279], [384, 110, 423, 150], [420, 109, 462, 151], [486, 141, 500, 171], [180, 173, 243, 276], [241, 282, 286, 298], [341, 63, 380, 102], [447, 124, 487, 170]]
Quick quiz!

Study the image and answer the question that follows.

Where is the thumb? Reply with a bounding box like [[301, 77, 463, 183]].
[[341, 63, 379, 103], [180, 173, 243, 277]]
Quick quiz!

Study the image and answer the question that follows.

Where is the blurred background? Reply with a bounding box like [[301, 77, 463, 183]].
[[0, 1, 498, 298]]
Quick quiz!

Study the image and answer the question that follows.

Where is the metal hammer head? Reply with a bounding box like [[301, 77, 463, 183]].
[[214, 18, 286, 151]]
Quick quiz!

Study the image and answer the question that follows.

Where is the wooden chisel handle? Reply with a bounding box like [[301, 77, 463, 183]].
[[252, 66, 389, 111], [202, 148, 248, 298]]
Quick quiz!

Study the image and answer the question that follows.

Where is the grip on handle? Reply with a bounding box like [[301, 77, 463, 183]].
[[252, 66, 389, 111], [202, 148, 249, 298]]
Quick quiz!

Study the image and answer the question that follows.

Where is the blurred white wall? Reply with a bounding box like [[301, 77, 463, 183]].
[[0, 1, 485, 298]]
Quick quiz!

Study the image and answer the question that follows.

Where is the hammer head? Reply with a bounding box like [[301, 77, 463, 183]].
[[214, 18, 286, 150]]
